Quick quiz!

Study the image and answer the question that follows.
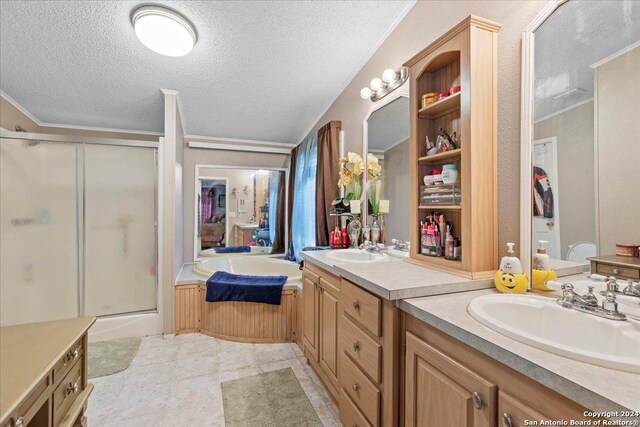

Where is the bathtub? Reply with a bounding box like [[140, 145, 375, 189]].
[[198, 245, 272, 257], [177, 255, 302, 343], [194, 256, 302, 284]]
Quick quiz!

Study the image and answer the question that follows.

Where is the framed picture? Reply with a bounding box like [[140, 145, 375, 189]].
[[218, 194, 225, 208]]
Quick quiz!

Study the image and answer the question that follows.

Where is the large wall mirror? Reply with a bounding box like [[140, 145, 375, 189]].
[[363, 86, 410, 244], [194, 165, 287, 259], [521, 1, 640, 277]]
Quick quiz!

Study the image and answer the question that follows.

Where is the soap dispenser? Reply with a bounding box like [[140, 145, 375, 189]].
[[531, 240, 557, 291], [533, 240, 551, 270], [499, 243, 522, 274], [495, 242, 528, 294]]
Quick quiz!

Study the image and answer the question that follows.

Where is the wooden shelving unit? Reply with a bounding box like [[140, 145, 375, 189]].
[[418, 148, 461, 164], [405, 16, 501, 279], [417, 91, 461, 118]]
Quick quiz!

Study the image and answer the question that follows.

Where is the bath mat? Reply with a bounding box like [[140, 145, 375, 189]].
[[88, 337, 141, 379], [221, 367, 322, 426]]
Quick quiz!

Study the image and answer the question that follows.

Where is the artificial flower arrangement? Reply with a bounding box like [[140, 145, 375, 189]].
[[332, 152, 364, 212], [367, 153, 383, 214]]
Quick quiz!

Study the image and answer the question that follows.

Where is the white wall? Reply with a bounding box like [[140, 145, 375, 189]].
[[534, 101, 596, 257], [595, 46, 640, 254], [382, 138, 410, 243]]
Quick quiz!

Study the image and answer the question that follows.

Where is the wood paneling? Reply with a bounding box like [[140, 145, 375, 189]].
[[175, 284, 296, 343], [302, 277, 320, 361], [175, 285, 201, 334]]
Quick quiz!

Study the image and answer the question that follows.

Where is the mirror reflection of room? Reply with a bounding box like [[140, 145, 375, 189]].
[[197, 167, 286, 257], [532, 1, 640, 271], [367, 96, 410, 244]]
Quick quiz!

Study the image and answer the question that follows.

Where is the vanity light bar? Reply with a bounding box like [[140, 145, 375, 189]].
[[360, 67, 409, 102]]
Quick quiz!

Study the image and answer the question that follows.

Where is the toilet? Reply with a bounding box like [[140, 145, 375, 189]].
[[566, 241, 597, 265]]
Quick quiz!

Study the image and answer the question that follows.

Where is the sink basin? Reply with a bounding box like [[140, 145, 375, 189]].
[[325, 249, 389, 264], [468, 294, 640, 372]]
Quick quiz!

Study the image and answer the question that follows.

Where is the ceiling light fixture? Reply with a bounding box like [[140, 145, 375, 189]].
[[132, 5, 197, 57], [360, 67, 409, 102]]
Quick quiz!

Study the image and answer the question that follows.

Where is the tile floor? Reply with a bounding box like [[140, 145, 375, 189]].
[[87, 333, 339, 426]]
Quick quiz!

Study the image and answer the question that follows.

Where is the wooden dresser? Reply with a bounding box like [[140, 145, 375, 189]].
[[0, 317, 95, 427]]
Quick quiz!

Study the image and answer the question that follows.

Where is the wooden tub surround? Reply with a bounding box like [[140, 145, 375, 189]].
[[175, 284, 298, 343]]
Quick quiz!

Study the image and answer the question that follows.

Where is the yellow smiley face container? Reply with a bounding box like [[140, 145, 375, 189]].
[[531, 269, 558, 291], [494, 271, 529, 294]]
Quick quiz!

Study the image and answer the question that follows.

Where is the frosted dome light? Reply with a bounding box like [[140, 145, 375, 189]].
[[360, 87, 373, 100], [132, 5, 197, 57]]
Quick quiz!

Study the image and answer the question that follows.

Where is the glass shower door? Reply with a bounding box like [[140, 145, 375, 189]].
[[83, 144, 157, 317], [0, 138, 79, 325]]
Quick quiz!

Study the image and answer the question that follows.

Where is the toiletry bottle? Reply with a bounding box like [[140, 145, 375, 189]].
[[371, 218, 380, 245], [445, 233, 454, 259], [499, 243, 523, 274], [533, 240, 551, 270], [453, 238, 461, 260], [341, 227, 348, 249]]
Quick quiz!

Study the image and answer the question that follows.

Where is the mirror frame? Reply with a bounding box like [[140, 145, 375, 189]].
[[193, 164, 289, 260], [362, 81, 410, 226], [520, 0, 567, 280]]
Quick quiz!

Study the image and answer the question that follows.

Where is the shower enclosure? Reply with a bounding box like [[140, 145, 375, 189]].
[[0, 132, 159, 336]]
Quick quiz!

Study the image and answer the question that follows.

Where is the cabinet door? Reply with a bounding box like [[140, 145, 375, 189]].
[[302, 277, 319, 361], [405, 332, 496, 427], [319, 279, 339, 388]]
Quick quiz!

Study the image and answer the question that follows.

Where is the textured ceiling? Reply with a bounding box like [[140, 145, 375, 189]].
[[0, 0, 412, 142], [368, 96, 409, 152], [534, 1, 640, 120]]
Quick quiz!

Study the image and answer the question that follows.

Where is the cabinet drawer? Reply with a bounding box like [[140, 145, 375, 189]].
[[340, 279, 381, 337], [595, 263, 640, 279], [498, 391, 547, 427], [1, 375, 51, 427], [53, 338, 83, 384], [341, 352, 380, 426], [340, 315, 381, 383], [53, 357, 83, 426], [303, 268, 320, 284], [339, 389, 373, 427]]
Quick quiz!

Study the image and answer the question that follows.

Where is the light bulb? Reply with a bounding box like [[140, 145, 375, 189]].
[[382, 69, 397, 84], [370, 78, 383, 92], [360, 87, 372, 100]]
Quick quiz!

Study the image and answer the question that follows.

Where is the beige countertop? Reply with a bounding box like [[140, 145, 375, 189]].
[[398, 289, 640, 413], [175, 262, 302, 290], [0, 316, 96, 422], [301, 249, 493, 300]]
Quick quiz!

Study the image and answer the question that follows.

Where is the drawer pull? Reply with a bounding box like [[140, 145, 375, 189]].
[[502, 413, 514, 427], [613, 268, 621, 275], [472, 392, 483, 409], [66, 380, 79, 396], [65, 348, 79, 362], [352, 341, 360, 352], [12, 417, 24, 427], [352, 300, 360, 310], [352, 383, 359, 391]]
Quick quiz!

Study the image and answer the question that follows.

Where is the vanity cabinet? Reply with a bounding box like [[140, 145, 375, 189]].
[[0, 317, 95, 427], [402, 313, 594, 426], [301, 263, 341, 399]]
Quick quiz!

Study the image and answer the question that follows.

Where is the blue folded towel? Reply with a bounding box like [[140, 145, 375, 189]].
[[214, 246, 251, 254], [205, 271, 287, 305]]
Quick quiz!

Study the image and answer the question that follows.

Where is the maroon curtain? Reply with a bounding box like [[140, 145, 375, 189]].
[[285, 145, 300, 260], [271, 171, 286, 253], [315, 121, 341, 246]]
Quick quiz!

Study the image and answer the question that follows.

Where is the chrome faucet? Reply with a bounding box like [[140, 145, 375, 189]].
[[590, 275, 640, 299], [390, 239, 410, 252], [549, 282, 627, 321], [360, 241, 382, 254]]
